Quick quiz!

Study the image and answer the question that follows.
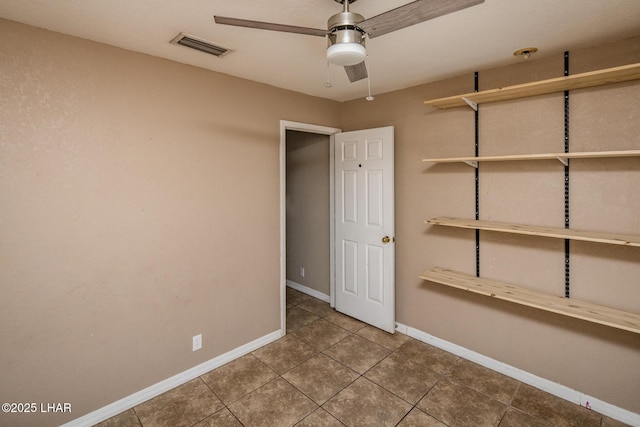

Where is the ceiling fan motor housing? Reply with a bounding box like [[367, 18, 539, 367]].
[[327, 11, 366, 66]]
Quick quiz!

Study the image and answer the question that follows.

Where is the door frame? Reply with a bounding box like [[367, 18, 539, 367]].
[[279, 120, 341, 335]]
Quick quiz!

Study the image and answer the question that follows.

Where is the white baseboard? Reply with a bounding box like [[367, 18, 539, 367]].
[[61, 329, 282, 427], [395, 323, 640, 427], [286, 280, 330, 303]]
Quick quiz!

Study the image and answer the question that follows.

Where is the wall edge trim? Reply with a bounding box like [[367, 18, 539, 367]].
[[395, 322, 640, 426], [286, 280, 330, 303], [61, 329, 283, 427]]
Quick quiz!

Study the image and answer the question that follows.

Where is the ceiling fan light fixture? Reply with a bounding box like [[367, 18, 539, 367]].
[[327, 42, 366, 66], [327, 26, 366, 66]]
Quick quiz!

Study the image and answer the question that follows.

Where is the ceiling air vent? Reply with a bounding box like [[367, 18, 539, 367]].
[[171, 33, 232, 57]]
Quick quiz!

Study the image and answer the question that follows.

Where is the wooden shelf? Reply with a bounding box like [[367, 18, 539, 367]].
[[426, 217, 640, 248], [419, 267, 640, 334], [422, 149, 640, 167], [424, 63, 640, 109]]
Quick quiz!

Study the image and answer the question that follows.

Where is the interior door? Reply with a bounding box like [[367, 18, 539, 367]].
[[335, 126, 395, 333]]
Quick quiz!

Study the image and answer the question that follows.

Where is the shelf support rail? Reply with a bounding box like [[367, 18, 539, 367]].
[[475, 72, 480, 277], [564, 51, 571, 299]]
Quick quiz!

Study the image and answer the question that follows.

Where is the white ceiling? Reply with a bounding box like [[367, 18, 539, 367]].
[[1, 0, 639, 102]]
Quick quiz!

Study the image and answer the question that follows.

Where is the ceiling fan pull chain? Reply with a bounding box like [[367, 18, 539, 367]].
[[325, 57, 333, 88], [366, 57, 374, 101]]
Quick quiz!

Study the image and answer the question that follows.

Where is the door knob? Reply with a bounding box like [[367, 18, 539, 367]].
[[382, 236, 391, 244]]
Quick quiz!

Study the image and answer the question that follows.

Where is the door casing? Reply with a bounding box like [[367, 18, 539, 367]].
[[280, 120, 341, 335], [280, 121, 395, 335]]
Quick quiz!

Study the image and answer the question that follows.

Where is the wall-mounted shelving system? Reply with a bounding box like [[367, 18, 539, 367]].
[[420, 61, 640, 333]]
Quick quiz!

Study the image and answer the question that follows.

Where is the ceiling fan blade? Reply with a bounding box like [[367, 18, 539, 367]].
[[358, 0, 484, 38], [345, 62, 368, 83], [214, 16, 327, 37]]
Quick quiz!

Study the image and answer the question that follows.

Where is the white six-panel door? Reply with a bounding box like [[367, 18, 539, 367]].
[[334, 126, 395, 333]]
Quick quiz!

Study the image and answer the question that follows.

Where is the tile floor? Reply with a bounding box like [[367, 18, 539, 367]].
[[96, 288, 629, 427]]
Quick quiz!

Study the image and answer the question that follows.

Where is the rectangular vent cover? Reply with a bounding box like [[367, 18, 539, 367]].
[[171, 33, 232, 57]]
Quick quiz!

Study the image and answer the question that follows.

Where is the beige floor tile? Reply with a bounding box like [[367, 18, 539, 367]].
[[94, 408, 141, 427], [449, 358, 520, 404], [252, 334, 317, 374], [498, 407, 552, 427], [511, 384, 602, 427], [287, 305, 320, 333], [134, 378, 224, 427], [297, 298, 335, 318], [295, 408, 345, 426], [200, 354, 277, 405], [323, 377, 412, 427], [292, 319, 351, 351], [324, 311, 366, 332], [323, 334, 391, 374], [356, 325, 410, 350], [395, 338, 459, 374], [287, 287, 314, 306], [228, 378, 317, 426], [365, 352, 441, 404], [397, 407, 447, 426], [193, 407, 243, 427], [417, 377, 506, 427], [283, 353, 359, 404]]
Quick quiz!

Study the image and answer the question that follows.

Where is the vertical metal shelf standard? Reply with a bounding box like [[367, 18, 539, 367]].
[[564, 51, 571, 298], [474, 72, 480, 277]]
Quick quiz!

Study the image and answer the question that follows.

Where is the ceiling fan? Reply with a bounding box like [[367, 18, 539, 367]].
[[214, 0, 484, 83]]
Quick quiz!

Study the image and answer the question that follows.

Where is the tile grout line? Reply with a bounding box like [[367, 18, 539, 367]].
[[288, 291, 550, 426], [284, 320, 357, 426], [194, 375, 244, 427], [288, 294, 440, 426], [285, 308, 408, 426]]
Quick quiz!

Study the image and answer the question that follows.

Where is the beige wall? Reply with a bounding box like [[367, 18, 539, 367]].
[[341, 36, 640, 413], [286, 131, 331, 296], [0, 19, 340, 426]]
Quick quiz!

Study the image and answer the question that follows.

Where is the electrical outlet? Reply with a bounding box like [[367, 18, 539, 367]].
[[300, 267, 305, 277], [192, 334, 202, 351]]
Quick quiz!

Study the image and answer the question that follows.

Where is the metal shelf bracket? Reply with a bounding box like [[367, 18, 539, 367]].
[[462, 97, 478, 111]]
